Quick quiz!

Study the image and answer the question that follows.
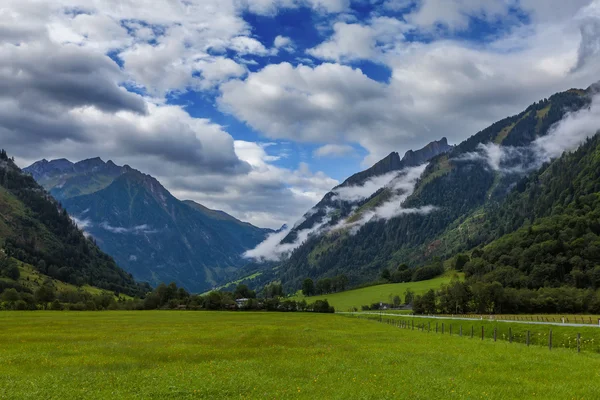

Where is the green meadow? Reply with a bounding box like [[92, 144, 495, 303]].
[[292, 274, 458, 311], [1, 311, 600, 399], [351, 313, 600, 354]]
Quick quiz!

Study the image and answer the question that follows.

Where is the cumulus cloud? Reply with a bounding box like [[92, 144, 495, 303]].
[[313, 144, 355, 158], [274, 35, 295, 52], [221, 0, 600, 167]]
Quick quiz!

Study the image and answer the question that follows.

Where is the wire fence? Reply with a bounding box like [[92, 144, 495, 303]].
[[348, 314, 600, 354]]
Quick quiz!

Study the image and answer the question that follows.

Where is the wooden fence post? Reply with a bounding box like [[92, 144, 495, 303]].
[[494, 327, 497, 342], [549, 329, 553, 351], [428, 322, 431, 332], [481, 326, 484, 341], [450, 325, 452, 336], [471, 326, 474, 339], [527, 330, 530, 347], [436, 322, 438, 333], [412, 320, 414, 330], [509, 327, 512, 344], [577, 333, 581, 353], [460, 325, 462, 337]]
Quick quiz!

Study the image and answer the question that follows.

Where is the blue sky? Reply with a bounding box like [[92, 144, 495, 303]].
[[2, 0, 600, 227]]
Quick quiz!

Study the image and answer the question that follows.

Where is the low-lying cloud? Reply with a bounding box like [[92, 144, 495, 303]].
[[456, 92, 600, 173], [243, 210, 332, 261], [245, 164, 436, 261], [332, 171, 400, 202], [333, 164, 436, 233]]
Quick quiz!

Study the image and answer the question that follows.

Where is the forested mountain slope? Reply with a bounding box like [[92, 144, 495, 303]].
[[462, 133, 600, 290], [0, 150, 149, 297], [60, 167, 271, 292], [25, 157, 271, 292], [280, 138, 452, 246], [275, 86, 594, 291]]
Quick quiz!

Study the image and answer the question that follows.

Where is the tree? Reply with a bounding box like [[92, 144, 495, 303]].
[[381, 268, 391, 281], [392, 295, 401, 308], [302, 278, 315, 296], [234, 284, 255, 299], [454, 254, 470, 272], [34, 284, 56, 306], [3, 264, 20, 281], [404, 289, 415, 305], [2, 288, 20, 303], [264, 282, 284, 299]]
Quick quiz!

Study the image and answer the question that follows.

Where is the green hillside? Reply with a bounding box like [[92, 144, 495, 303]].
[[24, 158, 271, 293], [277, 86, 592, 290], [292, 273, 460, 311], [0, 150, 150, 299]]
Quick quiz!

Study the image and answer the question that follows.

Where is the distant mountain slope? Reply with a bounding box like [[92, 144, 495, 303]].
[[281, 138, 452, 245], [0, 150, 149, 297], [25, 157, 125, 200], [274, 86, 594, 291], [38, 164, 272, 292]]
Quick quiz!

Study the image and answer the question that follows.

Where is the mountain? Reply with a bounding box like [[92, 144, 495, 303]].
[[25, 157, 125, 201], [273, 86, 594, 291], [25, 158, 271, 292], [281, 138, 452, 245], [0, 150, 149, 297], [459, 132, 600, 291]]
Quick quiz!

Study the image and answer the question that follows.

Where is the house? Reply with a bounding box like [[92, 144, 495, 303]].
[[235, 298, 249, 308]]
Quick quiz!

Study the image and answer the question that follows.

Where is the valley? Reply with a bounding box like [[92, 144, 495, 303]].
[[2, 312, 599, 399]]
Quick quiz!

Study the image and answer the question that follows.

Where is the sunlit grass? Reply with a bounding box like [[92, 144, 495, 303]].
[[292, 274, 460, 311], [1, 311, 599, 399]]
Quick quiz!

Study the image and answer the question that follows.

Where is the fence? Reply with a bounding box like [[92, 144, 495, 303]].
[[437, 314, 600, 326], [350, 314, 599, 354]]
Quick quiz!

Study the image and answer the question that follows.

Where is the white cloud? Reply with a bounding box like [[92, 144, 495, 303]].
[[274, 35, 295, 52], [307, 18, 407, 62], [243, 208, 333, 261], [313, 144, 355, 158], [332, 171, 399, 201], [334, 164, 435, 233], [308, 22, 377, 61], [228, 36, 272, 56], [222, 1, 600, 167], [454, 92, 600, 173]]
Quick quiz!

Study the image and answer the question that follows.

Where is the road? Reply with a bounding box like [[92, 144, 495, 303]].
[[340, 312, 600, 328]]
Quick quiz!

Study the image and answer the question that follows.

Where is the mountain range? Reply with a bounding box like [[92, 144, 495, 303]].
[[237, 84, 600, 293], [0, 151, 149, 297], [24, 159, 271, 292]]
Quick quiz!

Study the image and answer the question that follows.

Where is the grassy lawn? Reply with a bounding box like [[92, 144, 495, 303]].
[[1, 311, 600, 399], [292, 274, 460, 311]]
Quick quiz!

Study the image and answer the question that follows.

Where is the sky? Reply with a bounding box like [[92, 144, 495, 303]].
[[1, 0, 600, 229]]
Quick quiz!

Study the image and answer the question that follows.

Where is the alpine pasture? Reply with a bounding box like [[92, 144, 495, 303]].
[[1, 311, 600, 399]]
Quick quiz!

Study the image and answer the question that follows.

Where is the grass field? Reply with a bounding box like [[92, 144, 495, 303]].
[[351, 313, 600, 354], [292, 274, 460, 311], [1, 311, 600, 399]]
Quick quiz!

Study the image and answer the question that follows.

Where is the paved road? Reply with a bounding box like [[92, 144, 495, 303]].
[[339, 312, 600, 328]]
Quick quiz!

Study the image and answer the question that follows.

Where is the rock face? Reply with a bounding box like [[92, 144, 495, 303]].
[[24, 158, 271, 292], [342, 139, 452, 187]]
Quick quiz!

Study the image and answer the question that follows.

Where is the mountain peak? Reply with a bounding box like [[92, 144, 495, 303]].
[[401, 138, 452, 167]]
